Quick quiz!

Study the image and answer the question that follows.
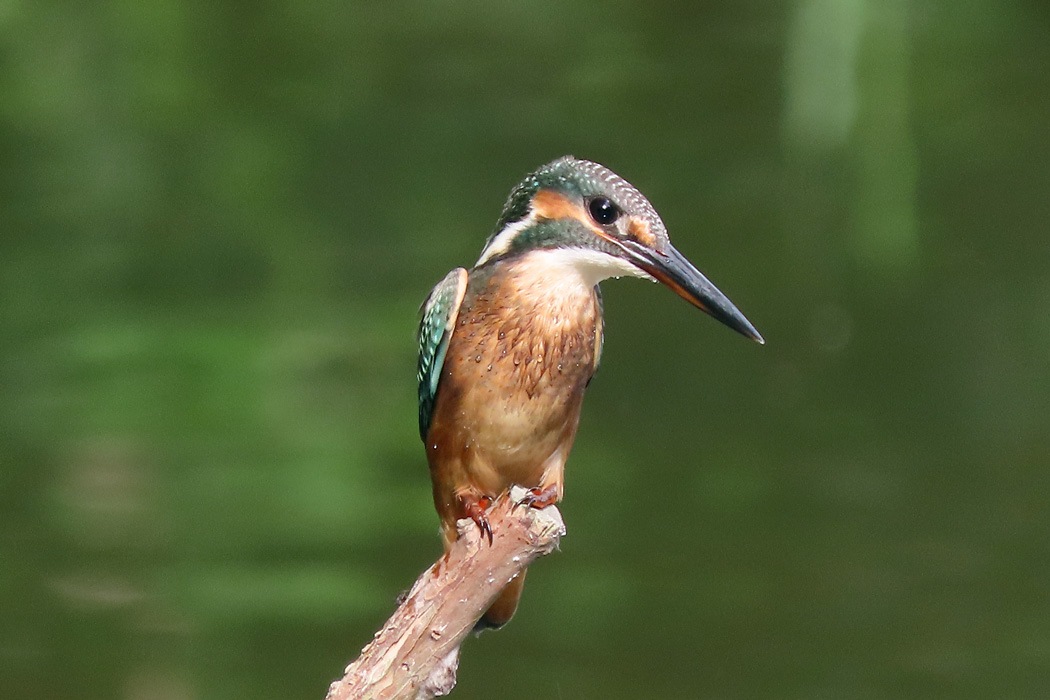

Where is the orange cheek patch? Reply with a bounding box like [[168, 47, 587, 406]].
[[627, 216, 656, 247], [532, 189, 603, 235]]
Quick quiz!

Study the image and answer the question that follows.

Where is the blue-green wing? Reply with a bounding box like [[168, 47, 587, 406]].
[[417, 268, 468, 439]]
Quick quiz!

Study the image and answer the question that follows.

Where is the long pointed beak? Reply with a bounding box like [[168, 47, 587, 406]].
[[633, 243, 765, 344]]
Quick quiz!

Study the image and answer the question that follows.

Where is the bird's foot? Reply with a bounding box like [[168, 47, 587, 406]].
[[461, 494, 494, 545], [519, 484, 559, 510]]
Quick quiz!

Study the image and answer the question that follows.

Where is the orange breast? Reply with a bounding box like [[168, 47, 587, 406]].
[[426, 256, 600, 496]]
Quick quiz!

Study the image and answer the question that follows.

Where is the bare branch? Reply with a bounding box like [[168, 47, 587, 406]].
[[326, 487, 566, 700]]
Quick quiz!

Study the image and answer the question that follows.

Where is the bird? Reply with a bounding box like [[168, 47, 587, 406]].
[[417, 156, 763, 630]]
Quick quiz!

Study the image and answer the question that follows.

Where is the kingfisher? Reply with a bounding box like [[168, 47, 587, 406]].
[[418, 156, 763, 629]]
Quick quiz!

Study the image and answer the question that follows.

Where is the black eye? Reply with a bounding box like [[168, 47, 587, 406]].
[[587, 196, 621, 226]]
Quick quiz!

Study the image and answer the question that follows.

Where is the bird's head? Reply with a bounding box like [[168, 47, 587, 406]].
[[475, 156, 764, 343]]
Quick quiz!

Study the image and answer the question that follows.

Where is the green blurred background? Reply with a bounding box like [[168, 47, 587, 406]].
[[3, 1, 1050, 698]]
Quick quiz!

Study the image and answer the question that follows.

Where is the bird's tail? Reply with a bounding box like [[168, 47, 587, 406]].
[[475, 567, 527, 631]]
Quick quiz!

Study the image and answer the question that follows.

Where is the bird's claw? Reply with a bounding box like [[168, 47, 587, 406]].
[[463, 495, 494, 545], [519, 485, 559, 510]]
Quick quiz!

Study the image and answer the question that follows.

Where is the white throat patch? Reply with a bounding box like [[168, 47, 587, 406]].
[[517, 248, 654, 288], [477, 215, 654, 288]]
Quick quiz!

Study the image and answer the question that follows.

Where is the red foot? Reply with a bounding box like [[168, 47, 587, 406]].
[[461, 494, 494, 544], [519, 484, 559, 510]]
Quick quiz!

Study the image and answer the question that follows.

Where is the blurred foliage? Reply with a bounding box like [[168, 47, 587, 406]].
[[2, 1, 1050, 699]]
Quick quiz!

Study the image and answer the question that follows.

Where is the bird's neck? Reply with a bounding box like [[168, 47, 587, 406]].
[[487, 247, 647, 293]]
